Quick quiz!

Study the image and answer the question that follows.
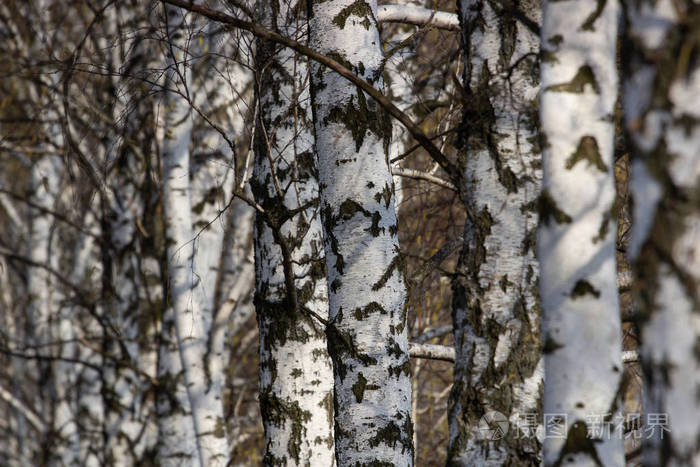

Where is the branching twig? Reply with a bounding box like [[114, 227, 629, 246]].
[[392, 167, 458, 191], [377, 5, 460, 31], [409, 343, 454, 362], [160, 0, 460, 185]]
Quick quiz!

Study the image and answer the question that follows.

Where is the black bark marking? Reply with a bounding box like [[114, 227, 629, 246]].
[[543, 335, 564, 354], [372, 254, 402, 291], [332, 0, 373, 30], [538, 189, 573, 225], [546, 65, 600, 94], [323, 86, 390, 152], [566, 135, 608, 172], [580, 0, 606, 31], [552, 421, 603, 467], [351, 372, 379, 402], [570, 280, 601, 299]]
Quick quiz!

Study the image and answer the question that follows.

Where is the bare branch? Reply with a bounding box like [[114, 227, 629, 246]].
[[0, 384, 45, 431], [409, 343, 455, 362], [392, 167, 458, 191], [377, 5, 459, 31], [617, 270, 632, 291], [622, 350, 639, 364], [408, 343, 640, 364], [160, 0, 460, 184]]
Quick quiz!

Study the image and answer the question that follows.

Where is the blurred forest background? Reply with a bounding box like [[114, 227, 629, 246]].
[[0, 0, 654, 465]]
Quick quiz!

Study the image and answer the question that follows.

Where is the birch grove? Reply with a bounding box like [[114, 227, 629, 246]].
[[0, 0, 697, 465]]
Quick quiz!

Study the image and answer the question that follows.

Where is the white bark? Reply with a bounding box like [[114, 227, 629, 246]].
[[189, 12, 243, 452], [188, 2, 257, 451], [539, 0, 624, 464], [160, 5, 228, 466], [378, 4, 460, 31], [102, 6, 161, 462], [623, 1, 700, 464], [409, 343, 455, 362], [28, 155, 83, 467], [308, 1, 413, 464], [448, 1, 543, 464], [252, 1, 336, 464]]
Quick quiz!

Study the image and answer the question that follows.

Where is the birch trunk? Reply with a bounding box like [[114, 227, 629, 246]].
[[188, 2, 257, 451], [28, 156, 81, 467], [160, 5, 228, 466], [102, 9, 161, 461], [383, 0, 422, 211], [68, 207, 103, 467], [308, 1, 413, 464], [188, 14, 240, 454], [539, 0, 624, 465], [448, 1, 543, 464], [623, 2, 700, 464], [157, 304, 199, 465], [27, 157, 56, 456], [252, 1, 335, 464]]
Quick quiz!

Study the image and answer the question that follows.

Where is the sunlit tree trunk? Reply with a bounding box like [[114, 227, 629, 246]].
[[188, 1, 258, 451], [251, 1, 336, 464], [188, 12, 242, 456], [623, 1, 700, 464], [383, 1, 418, 211], [160, 5, 228, 466], [308, 0, 413, 464], [539, 0, 624, 465], [447, 1, 543, 464]]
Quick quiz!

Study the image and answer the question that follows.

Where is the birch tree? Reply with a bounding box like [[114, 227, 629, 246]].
[[27, 155, 84, 467], [308, 0, 413, 464], [448, 0, 543, 464], [538, 0, 624, 464], [160, 5, 228, 465], [251, 2, 336, 464], [188, 9, 244, 454], [623, 1, 700, 464], [100, 7, 163, 463]]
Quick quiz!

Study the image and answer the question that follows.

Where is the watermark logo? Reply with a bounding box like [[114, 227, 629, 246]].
[[474, 412, 669, 441], [479, 410, 509, 440]]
